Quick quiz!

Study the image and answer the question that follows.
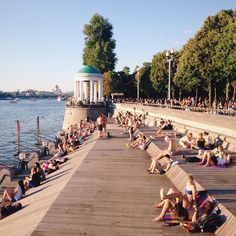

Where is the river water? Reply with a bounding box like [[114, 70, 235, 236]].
[[0, 99, 65, 165]]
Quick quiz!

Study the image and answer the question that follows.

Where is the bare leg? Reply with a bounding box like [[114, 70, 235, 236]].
[[155, 187, 177, 207], [226, 154, 232, 163], [203, 154, 214, 167], [152, 199, 175, 222], [200, 151, 208, 164], [149, 160, 157, 173], [2, 189, 14, 201], [147, 159, 156, 171], [160, 187, 184, 202]]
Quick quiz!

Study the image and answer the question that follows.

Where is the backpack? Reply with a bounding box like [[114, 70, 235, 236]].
[[186, 214, 221, 233], [200, 213, 221, 232], [185, 156, 201, 162], [213, 137, 223, 148]]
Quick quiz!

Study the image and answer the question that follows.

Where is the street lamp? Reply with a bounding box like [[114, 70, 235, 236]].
[[135, 66, 141, 100], [166, 49, 174, 100]]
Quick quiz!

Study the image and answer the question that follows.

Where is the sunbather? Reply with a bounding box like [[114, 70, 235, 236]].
[[200, 145, 232, 167], [152, 187, 214, 223], [1, 180, 25, 203], [179, 133, 195, 148], [24, 167, 41, 190]]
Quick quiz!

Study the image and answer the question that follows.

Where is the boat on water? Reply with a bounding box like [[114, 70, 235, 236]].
[[57, 96, 67, 101], [9, 98, 20, 103]]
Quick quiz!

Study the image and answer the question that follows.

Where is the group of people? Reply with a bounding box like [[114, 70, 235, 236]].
[[116, 109, 230, 232], [152, 174, 217, 231], [0, 117, 98, 219], [114, 97, 236, 115], [0, 161, 45, 219], [179, 132, 232, 167], [115, 111, 144, 146]]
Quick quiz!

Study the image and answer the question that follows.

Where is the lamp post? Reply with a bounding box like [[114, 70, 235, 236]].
[[166, 49, 174, 100], [135, 66, 141, 100]]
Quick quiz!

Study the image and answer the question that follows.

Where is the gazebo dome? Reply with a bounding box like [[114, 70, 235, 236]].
[[74, 66, 103, 103], [78, 66, 101, 74]]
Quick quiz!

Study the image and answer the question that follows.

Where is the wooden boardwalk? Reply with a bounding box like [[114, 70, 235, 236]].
[[139, 126, 236, 216], [136, 126, 236, 235], [32, 125, 212, 236]]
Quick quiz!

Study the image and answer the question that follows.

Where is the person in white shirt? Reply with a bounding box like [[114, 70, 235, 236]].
[[179, 133, 195, 148], [1, 180, 25, 203]]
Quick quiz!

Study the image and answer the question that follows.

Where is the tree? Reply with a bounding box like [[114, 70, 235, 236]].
[[175, 10, 236, 104], [135, 62, 155, 98], [151, 51, 180, 98], [174, 39, 205, 99], [212, 10, 236, 100], [83, 14, 117, 73]]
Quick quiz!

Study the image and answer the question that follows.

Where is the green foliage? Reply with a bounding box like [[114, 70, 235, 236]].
[[175, 10, 236, 103], [103, 70, 136, 97], [83, 14, 117, 73], [151, 51, 180, 98], [136, 62, 155, 98]]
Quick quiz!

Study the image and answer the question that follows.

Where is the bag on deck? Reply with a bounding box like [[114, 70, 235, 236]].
[[184, 213, 221, 233], [185, 156, 201, 162], [213, 137, 223, 148]]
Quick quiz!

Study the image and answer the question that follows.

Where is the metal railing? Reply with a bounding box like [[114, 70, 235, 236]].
[[115, 102, 236, 116]]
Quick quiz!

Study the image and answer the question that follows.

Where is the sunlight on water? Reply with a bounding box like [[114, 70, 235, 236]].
[[0, 99, 65, 164]]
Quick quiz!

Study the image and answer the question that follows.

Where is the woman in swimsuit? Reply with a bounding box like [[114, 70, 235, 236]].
[[183, 174, 197, 208], [154, 174, 197, 211]]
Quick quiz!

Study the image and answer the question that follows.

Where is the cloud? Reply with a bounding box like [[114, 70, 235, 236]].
[[184, 29, 192, 35]]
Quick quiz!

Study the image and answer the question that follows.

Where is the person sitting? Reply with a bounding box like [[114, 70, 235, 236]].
[[154, 174, 197, 209], [147, 136, 177, 174], [203, 131, 214, 149], [34, 162, 46, 182], [179, 133, 195, 148], [1, 180, 25, 203], [152, 187, 214, 223], [0, 202, 22, 219], [147, 154, 172, 174], [46, 160, 60, 174], [24, 167, 41, 190], [200, 145, 232, 167], [192, 133, 205, 150], [128, 133, 146, 149], [50, 142, 66, 161]]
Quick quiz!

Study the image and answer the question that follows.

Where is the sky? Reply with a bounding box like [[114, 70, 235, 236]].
[[0, 0, 235, 92]]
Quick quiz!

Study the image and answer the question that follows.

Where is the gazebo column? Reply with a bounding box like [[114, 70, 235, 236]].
[[98, 81, 103, 101], [80, 81, 84, 101], [90, 80, 94, 103], [94, 81, 98, 103], [74, 81, 77, 98], [76, 81, 80, 99], [84, 82, 88, 101]]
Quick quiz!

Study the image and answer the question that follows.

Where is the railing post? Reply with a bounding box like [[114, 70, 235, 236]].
[[36, 116, 40, 145], [16, 120, 20, 155]]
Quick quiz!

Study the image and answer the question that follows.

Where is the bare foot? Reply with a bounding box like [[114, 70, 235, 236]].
[[203, 164, 210, 167], [154, 202, 163, 208], [152, 216, 164, 222], [160, 188, 164, 201]]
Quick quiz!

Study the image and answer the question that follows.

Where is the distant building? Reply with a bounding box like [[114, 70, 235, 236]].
[[52, 85, 62, 95]]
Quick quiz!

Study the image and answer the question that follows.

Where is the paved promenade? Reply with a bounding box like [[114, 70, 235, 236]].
[[0, 124, 215, 236], [115, 104, 236, 139], [32, 124, 207, 236]]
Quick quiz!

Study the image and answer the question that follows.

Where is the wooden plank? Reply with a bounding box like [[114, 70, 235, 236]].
[[32, 125, 197, 236]]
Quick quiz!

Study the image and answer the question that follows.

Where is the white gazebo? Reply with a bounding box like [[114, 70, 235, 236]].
[[74, 66, 103, 103]]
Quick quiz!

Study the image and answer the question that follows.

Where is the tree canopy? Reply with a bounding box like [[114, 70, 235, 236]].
[[83, 14, 117, 73]]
